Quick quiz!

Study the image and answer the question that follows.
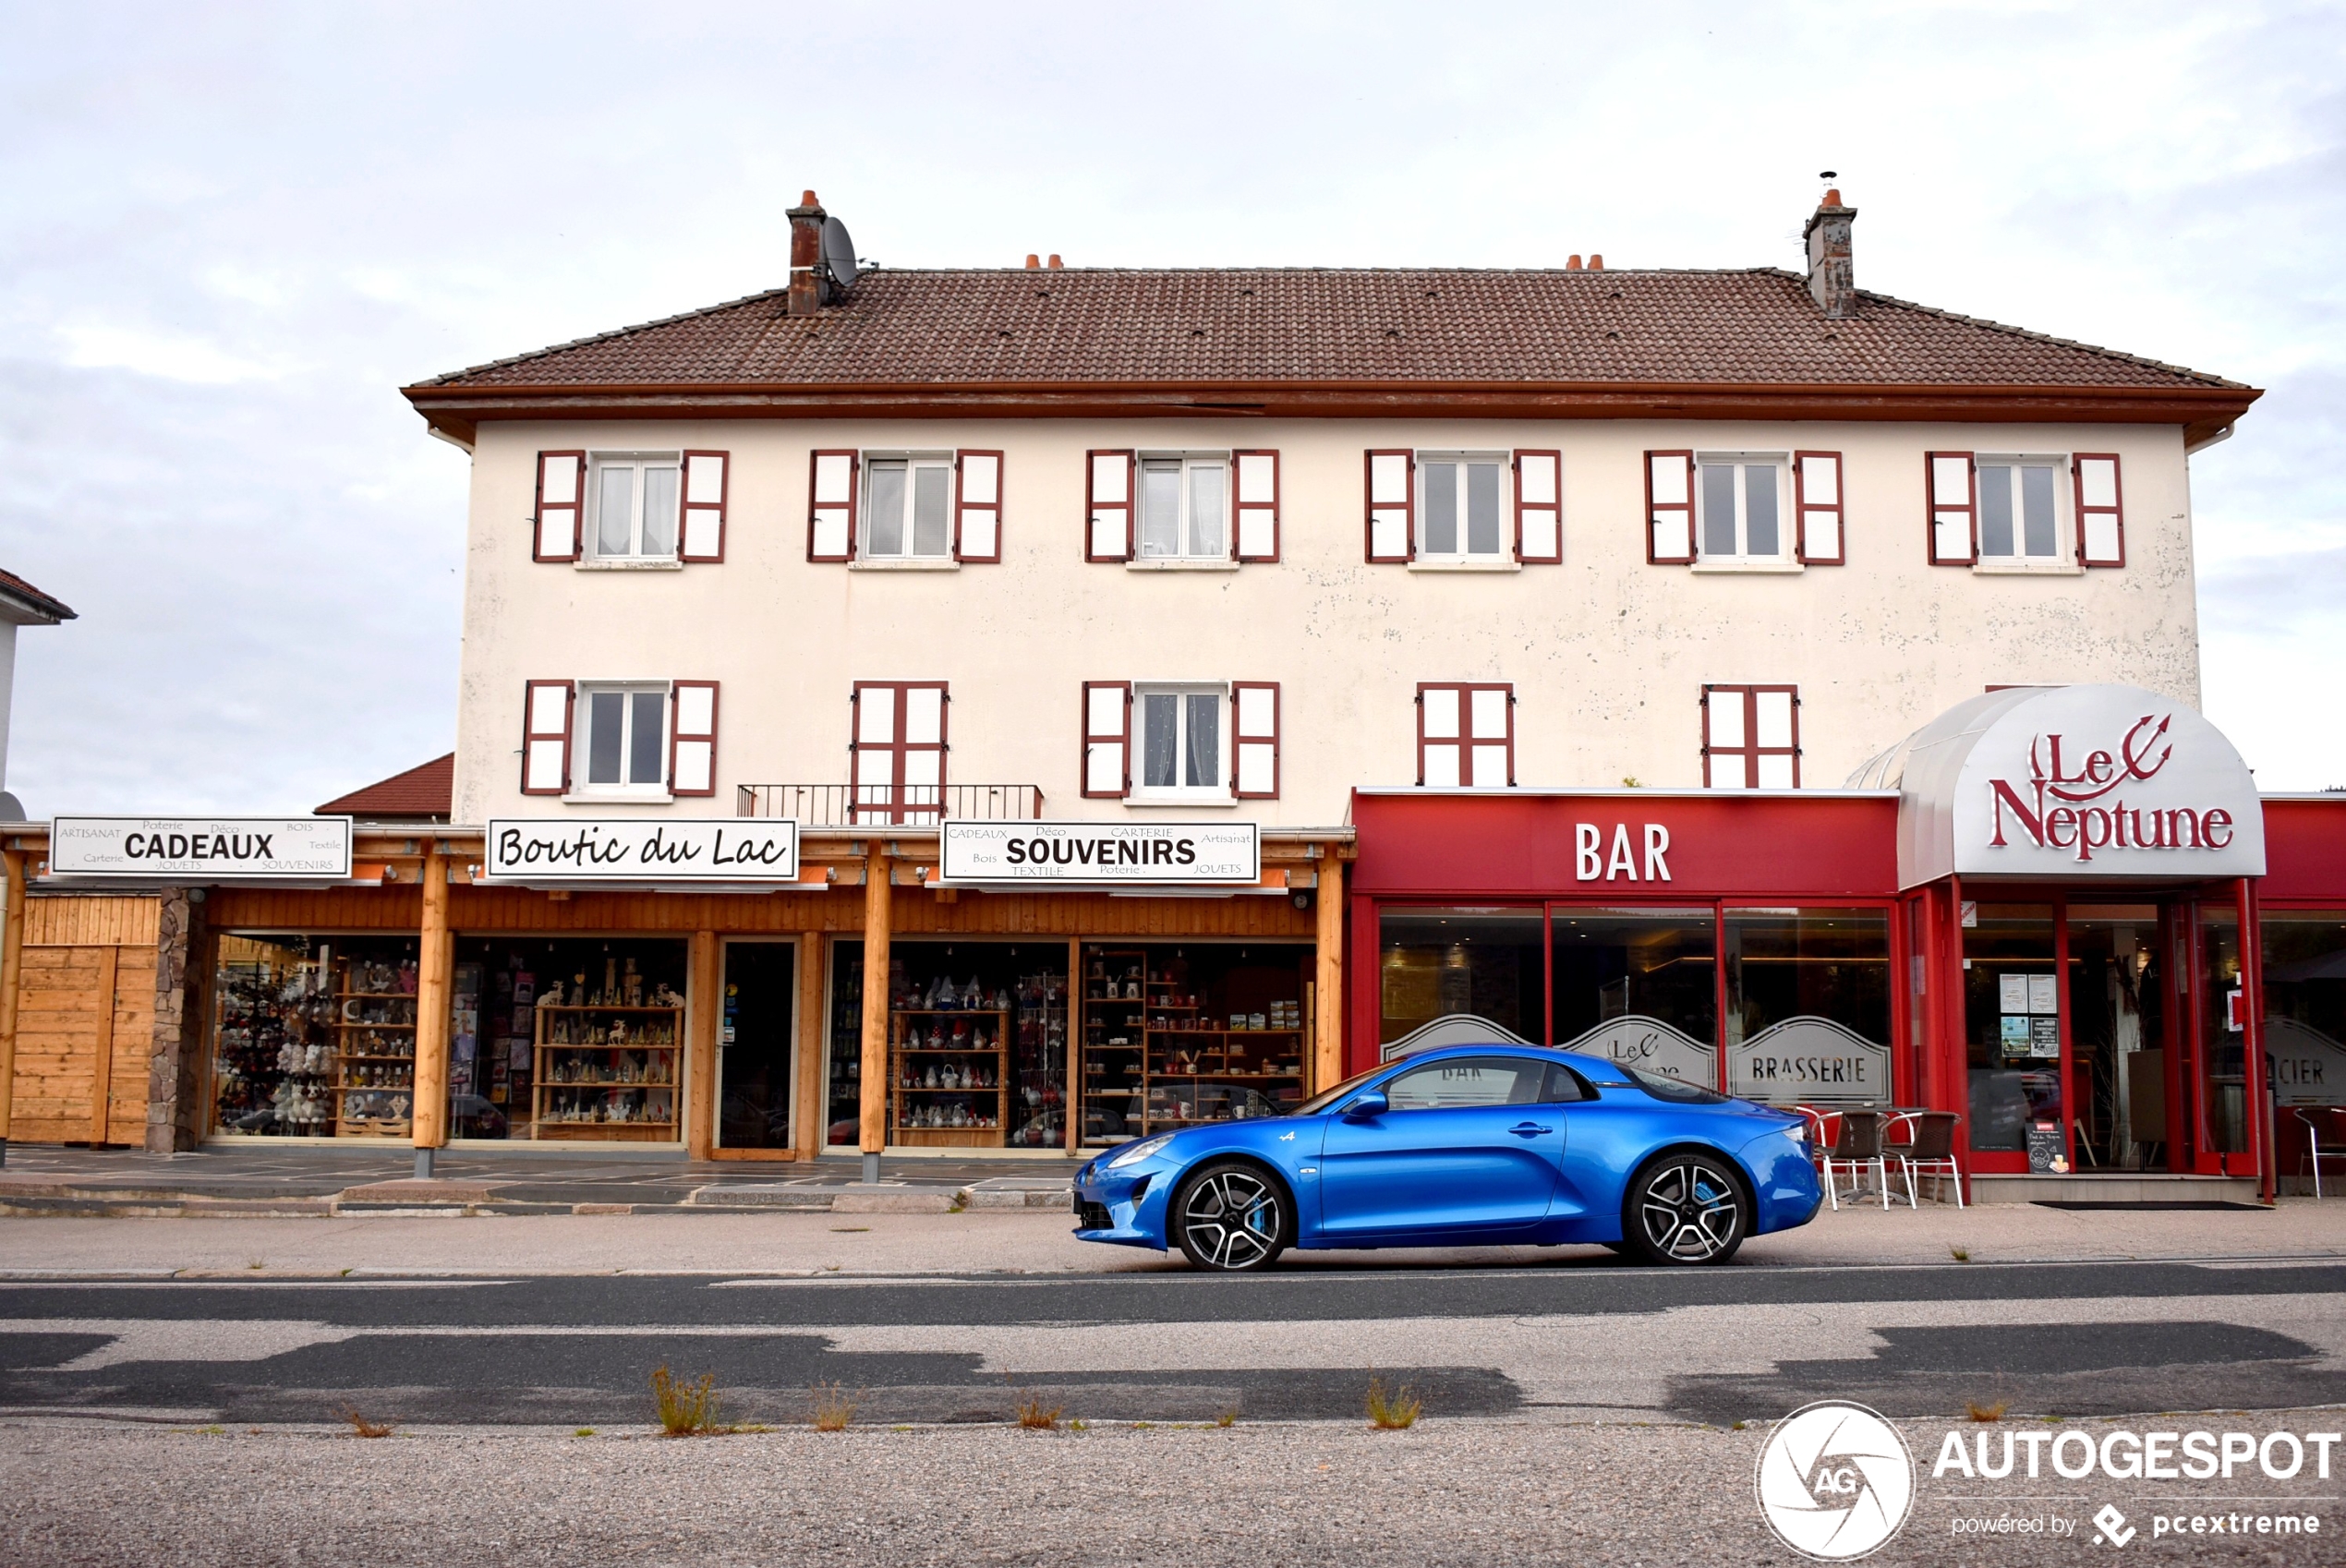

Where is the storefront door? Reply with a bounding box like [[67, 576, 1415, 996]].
[[717, 942, 795, 1152]]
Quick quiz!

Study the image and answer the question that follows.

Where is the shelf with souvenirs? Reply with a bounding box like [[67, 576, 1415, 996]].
[[889, 971, 1011, 1149], [530, 956, 684, 1141], [1080, 946, 1312, 1146], [210, 934, 421, 1140]]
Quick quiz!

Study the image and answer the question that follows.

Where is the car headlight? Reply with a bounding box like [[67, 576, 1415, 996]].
[[1105, 1133, 1175, 1171]]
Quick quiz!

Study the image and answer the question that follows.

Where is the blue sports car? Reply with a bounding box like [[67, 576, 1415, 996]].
[[1071, 1044, 1822, 1271]]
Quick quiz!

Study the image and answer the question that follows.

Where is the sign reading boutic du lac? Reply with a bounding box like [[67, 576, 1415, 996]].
[[51, 816, 354, 880], [941, 822, 1260, 884], [485, 819, 798, 883]]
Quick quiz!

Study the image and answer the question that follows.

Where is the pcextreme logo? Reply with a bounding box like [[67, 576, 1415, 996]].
[[1755, 1401, 1917, 1561]]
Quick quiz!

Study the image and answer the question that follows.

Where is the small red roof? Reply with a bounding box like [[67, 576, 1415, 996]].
[[316, 754, 453, 821], [0, 568, 75, 622]]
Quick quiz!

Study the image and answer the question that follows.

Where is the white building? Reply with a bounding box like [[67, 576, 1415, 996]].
[[0, 569, 75, 822]]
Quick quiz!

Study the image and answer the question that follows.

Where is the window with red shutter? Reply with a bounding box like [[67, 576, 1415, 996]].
[[520, 680, 574, 795], [1793, 452, 1844, 565], [670, 681, 720, 796], [1233, 451, 1280, 561], [1082, 681, 1132, 799], [850, 681, 948, 824], [1702, 684, 1800, 789], [679, 452, 728, 562], [1927, 452, 1977, 565], [1365, 450, 1413, 562], [1514, 450, 1563, 564], [2074, 453, 2124, 567], [1645, 451, 1695, 564], [534, 452, 586, 563], [1231, 681, 1280, 798], [1418, 682, 1515, 788], [809, 450, 858, 561], [1086, 451, 1135, 562], [954, 450, 1003, 563]]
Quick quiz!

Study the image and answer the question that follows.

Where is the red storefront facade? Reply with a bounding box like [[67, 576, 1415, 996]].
[[1346, 689, 2346, 1203]]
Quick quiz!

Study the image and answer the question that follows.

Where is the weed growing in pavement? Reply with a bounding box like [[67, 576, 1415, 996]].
[[1215, 1409, 1240, 1429], [1950, 1246, 1972, 1262], [810, 1382, 859, 1432], [2042, 1414, 2064, 1423], [246, 1260, 264, 1271], [1069, 1419, 1089, 1431], [829, 1226, 870, 1233], [651, 1366, 724, 1437], [1965, 1400, 2009, 1422], [574, 1428, 596, 1438], [1015, 1395, 1063, 1430], [1366, 1377, 1422, 1430], [1131, 1421, 1154, 1430], [340, 1409, 394, 1439], [1731, 1421, 1748, 1431]]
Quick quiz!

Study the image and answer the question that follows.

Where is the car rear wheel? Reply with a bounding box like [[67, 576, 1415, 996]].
[[1171, 1161, 1291, 1272], [1622, 1153, 1747, 1266]]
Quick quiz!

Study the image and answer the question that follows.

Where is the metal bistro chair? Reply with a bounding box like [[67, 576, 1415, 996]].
[[2295, 1107, 2346, 1199], [1882, 1109, 1965, 1208], [1818, 1106, 1893, 1212]]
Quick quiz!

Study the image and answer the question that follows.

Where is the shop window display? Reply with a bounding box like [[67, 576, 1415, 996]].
[[827, 942, 1070, 1149], [211, 934, 421, 1138], [1082, 944, 1310, 1146], [2265, 911, 2346, 1110], [447, 937, 688, 1141], [1964, 903, 2062, 1160], [1723, 908, 1892, 1105], [1378, 908, 1543, 1053], [2196, 906, 2248, 1156], [1551, 908, 1717, 1083]]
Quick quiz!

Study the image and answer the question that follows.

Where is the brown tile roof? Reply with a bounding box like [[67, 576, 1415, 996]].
[[0, 568, 75, 622], [316, 753, 453, 821], [414, 268, 2243, 393]]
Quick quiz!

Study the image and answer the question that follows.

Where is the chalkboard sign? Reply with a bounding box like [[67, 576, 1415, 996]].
[[2026, 1121, 2069, 1174]]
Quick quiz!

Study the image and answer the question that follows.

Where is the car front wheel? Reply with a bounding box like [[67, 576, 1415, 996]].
[[1623, 1153, 1747, 1266], [1171, 1161, 1291, 1272]]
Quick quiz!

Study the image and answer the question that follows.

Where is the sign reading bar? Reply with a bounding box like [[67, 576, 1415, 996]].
[[942, 822, 1260, 884], [52, 816, 353, 880], [485, 819, 798, 883]]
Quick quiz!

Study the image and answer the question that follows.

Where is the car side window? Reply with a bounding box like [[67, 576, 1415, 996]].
[[1383, 1055, 1548, 1111], [1540, 1064, 1594, 1104]]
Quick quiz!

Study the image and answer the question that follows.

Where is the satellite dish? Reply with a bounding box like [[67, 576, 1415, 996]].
[[820, 215, 859, 294]]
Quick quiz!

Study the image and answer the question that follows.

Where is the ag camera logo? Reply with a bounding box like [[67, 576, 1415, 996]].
[[1755, 1401, 1917, 1560]]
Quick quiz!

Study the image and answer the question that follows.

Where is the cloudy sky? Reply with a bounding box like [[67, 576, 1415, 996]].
[[2, 0, 2340, 813]]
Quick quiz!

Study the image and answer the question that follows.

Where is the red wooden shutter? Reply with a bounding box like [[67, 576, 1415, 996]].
[[669, 681, 720, 796], [1082, 681, 1132, 798], [1365, 449, 1413, 561], [1793, 451, 1844, 566], [1233, 451, 1280, 561], [1513, 451, 1562, 564], [679, 451, 728, 562], [1645, 451, 1695, 563], [809, 450, 858, 561], [520, 680, 574, 795], [1927, 452, 1977, 565], [1086, 451, 1135, 562], [1231, 681, 1280, 798], [955, 450, 1003, 563], [2074, 453, 2124, 567], [533, 451, 586, 563]]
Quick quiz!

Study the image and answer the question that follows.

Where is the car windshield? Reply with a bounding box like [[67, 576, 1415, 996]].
[[1621, 1064, 1729, 1104], [1290, 1066, 1387, 1117]]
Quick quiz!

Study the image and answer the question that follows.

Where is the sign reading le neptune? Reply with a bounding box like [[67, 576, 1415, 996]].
[[486, 819, 798, 882], [944, 822, 1260, 884]]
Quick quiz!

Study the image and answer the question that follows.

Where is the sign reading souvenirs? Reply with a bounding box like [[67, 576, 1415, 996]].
[[52, 816, 353, 880], [484, 819, 798, 883], [941, 822, 1260, 885], [1896, 683, 2267, 886]]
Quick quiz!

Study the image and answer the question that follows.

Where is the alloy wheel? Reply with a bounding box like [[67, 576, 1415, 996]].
[[1637, 1160, 1743, 1262], [1179, 1168, 1284, 1271]]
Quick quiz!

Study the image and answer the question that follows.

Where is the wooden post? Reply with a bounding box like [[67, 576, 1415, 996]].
[[857, 841, 891, 1177], [794, 931, 826, 1160], [410, 846, 453, 1174], [1314, 855, 1346, 1093], [86, 946, 120, 1145], [0, 849, 24, 1163], [685, 929, 720, 1158]]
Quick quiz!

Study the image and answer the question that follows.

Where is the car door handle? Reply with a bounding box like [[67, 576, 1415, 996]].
[[1508, 1122, 1554, 1138]]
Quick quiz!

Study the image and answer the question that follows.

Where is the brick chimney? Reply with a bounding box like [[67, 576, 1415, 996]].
[[788, 190, 827, 317], [1803, 182, 1856, 319]]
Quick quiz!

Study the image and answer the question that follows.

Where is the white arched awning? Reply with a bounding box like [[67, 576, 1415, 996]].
[[1860, 684, 2267, 889]]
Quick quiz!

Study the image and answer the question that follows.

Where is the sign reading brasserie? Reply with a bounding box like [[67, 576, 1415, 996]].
[[1727, 1017, 1893, 1105], [942, 822, 1260, 884], [485, 818, 798, 883], [52, 816, 353, 880]]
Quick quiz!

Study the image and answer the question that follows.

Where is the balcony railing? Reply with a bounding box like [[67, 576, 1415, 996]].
[[735, 783, 1045, 826]]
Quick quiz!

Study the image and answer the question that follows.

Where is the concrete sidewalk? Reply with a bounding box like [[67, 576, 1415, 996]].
[[2, 1195, 2342, 1279]]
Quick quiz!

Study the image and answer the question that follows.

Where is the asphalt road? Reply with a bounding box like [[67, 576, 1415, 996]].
[[6, 1257, 2344, 1429]]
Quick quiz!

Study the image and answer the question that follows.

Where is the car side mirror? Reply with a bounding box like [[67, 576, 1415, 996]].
[[1343, 1088, 1388, 1119]]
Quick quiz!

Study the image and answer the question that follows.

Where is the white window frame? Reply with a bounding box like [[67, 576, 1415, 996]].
[[584, 452, 684, 567], [572, 680, 672, 802], [1410, 451, 1516, 569], [1132, 452, 1235, 568], [1130, 681, 1232, 805], [1972, 454, 2074, 573], [857, 451, 959, 567], [1691, 452, 1797, 572]]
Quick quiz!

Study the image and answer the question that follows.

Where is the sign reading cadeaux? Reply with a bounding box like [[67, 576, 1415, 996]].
[[486, 819, 798, 883], [942, 822, 1260, 884], [52, 816, 353, 880], [1897, 683, 2267, 887]]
